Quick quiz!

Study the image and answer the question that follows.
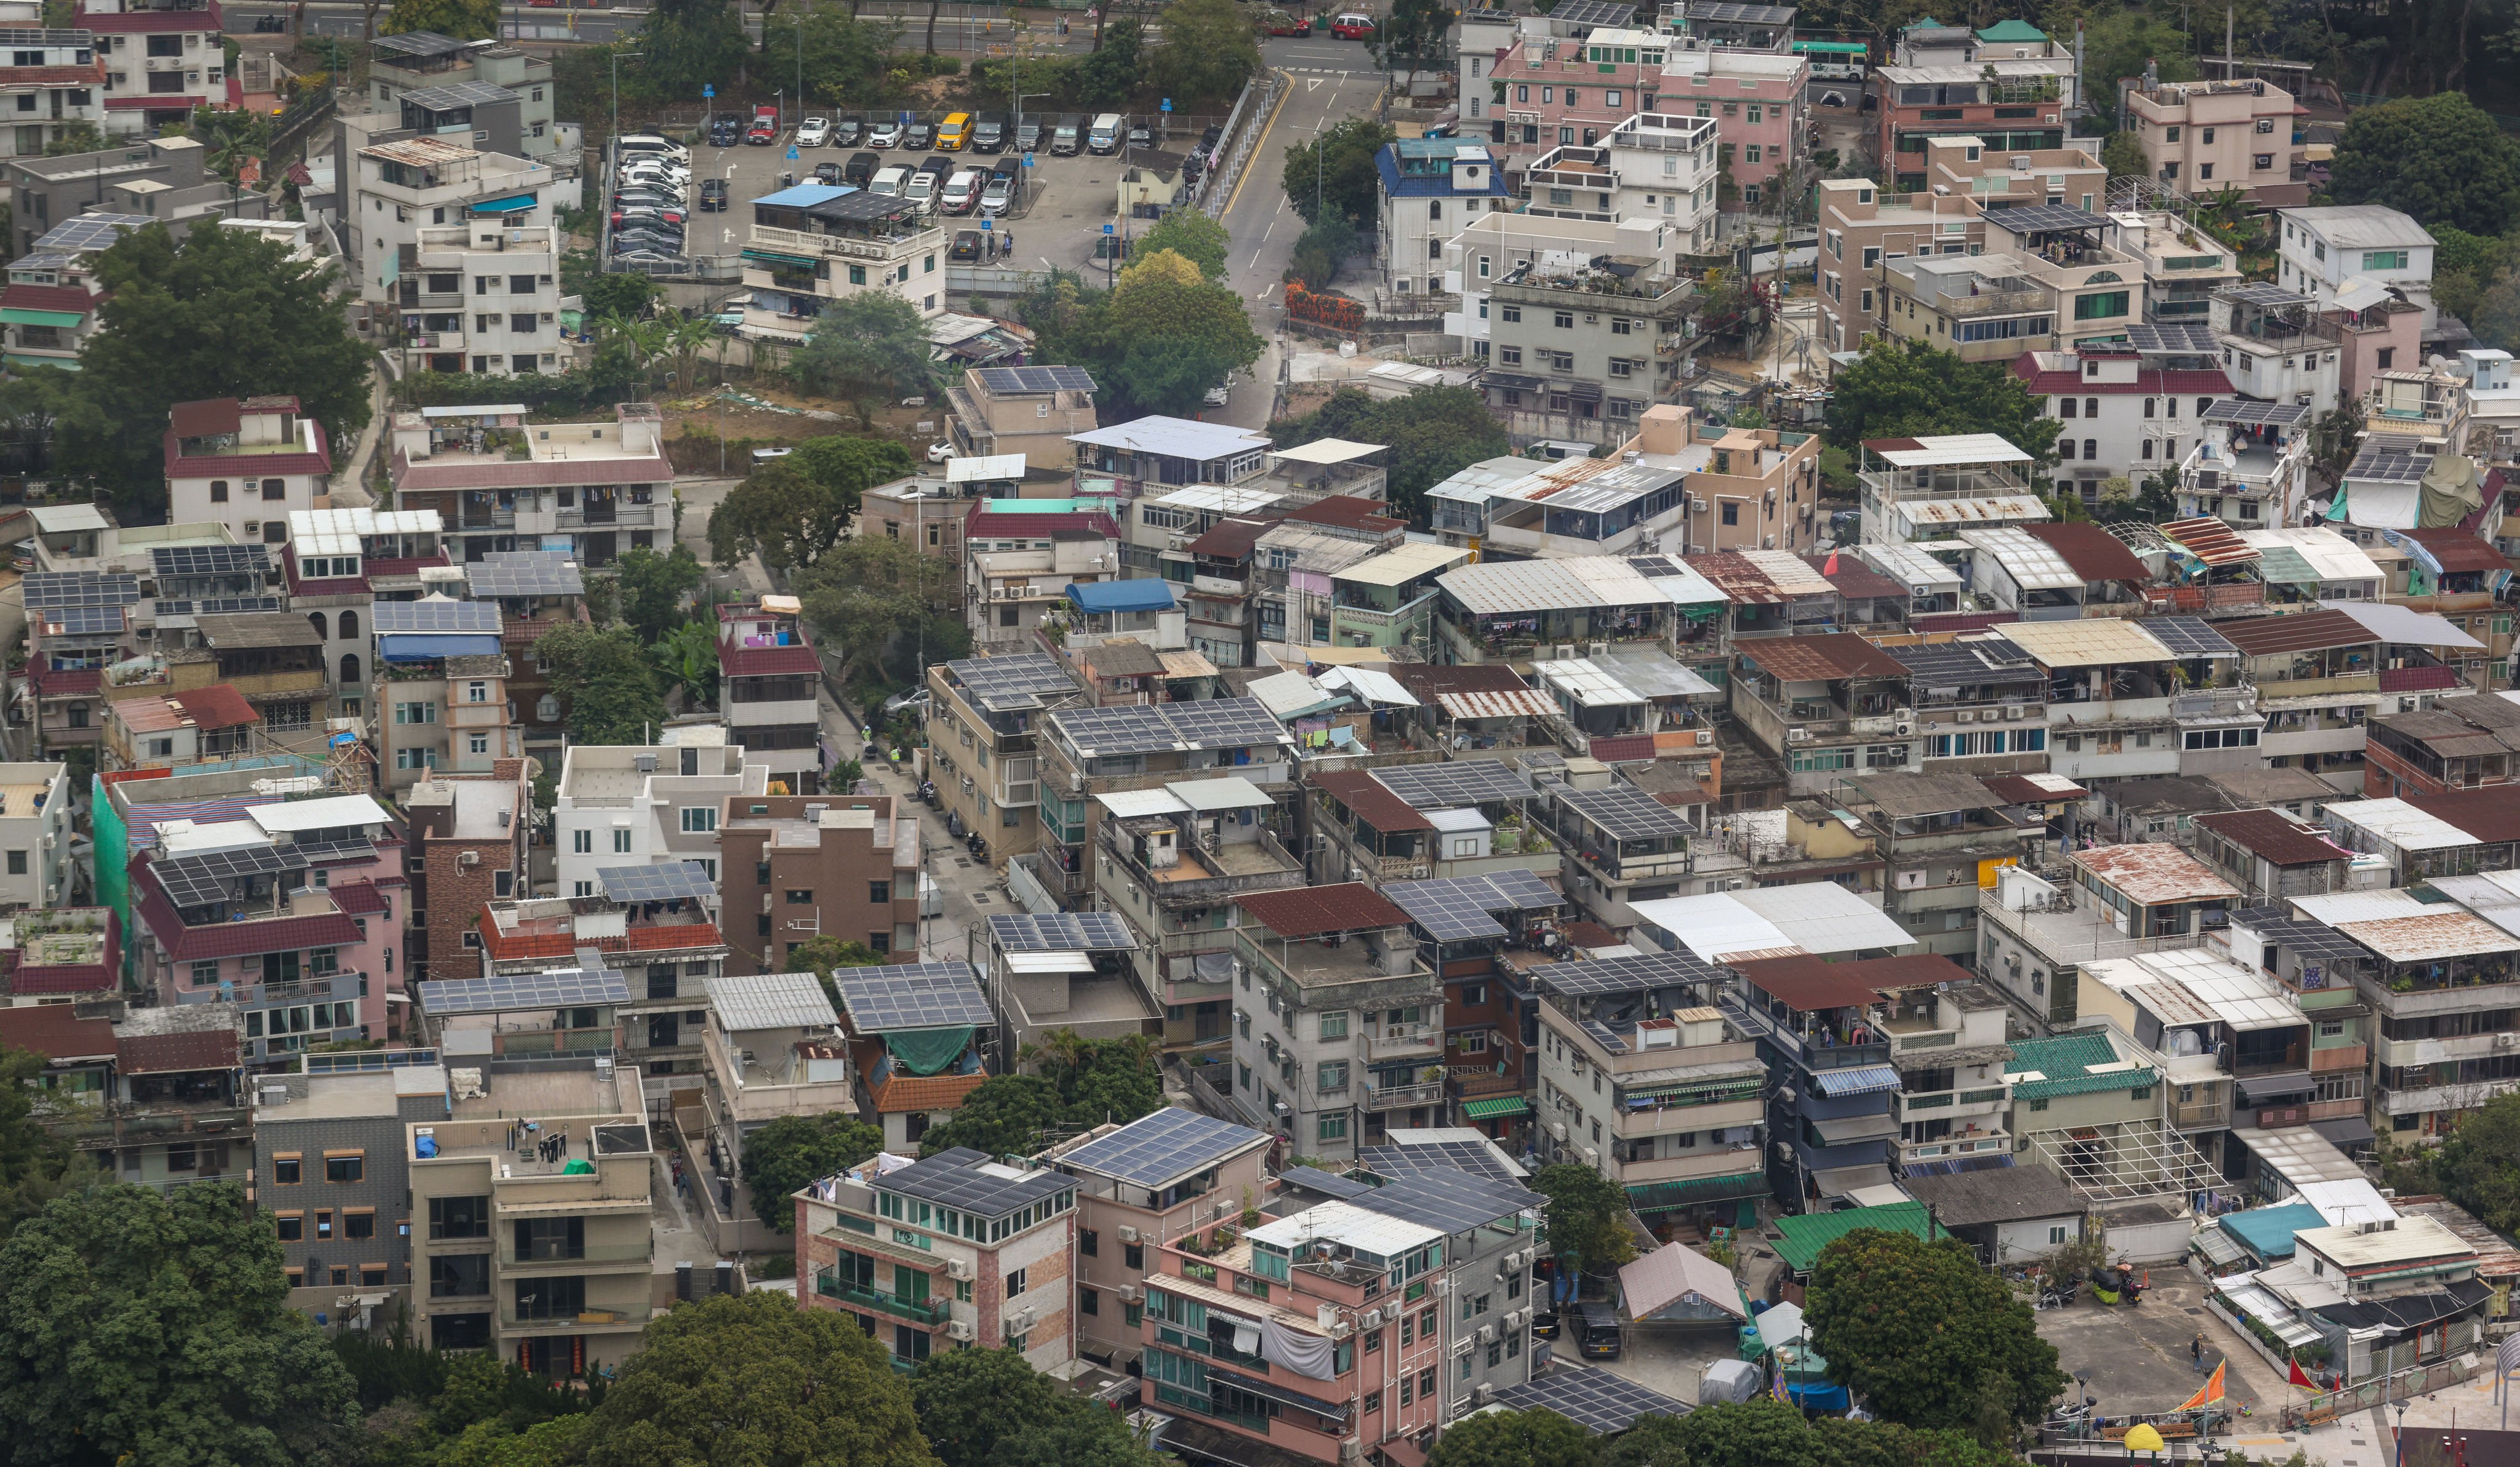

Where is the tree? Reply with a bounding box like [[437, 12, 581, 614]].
[[1804, 1229, 2066, 1437], [1370, 0, 1451, 71], [1288, 214, 1362, 289], [2471, 266, 2520, 354], [1105, 254, 1264, 412], [1531, 1162, 1635, 1275], [792, 293, 937, 427], [581, 1292, 939, 1467], [790, 534, 957, 689], [1146, 0, 1260, 105], [628, 0, 750, 105], [2391, 1090, 2520, 1231], [40, 119, 102, 157], [531, 623, 667, 745], [0, 1041, 100, 1243], [654, 620, 719, 709], [1272, 385, 1511, 521], [1607, 1399, 2026, 1467], [915, 1347, 1168, 1467], [2100, 130, 2148, 180], [0, 1181, 362, 1466], [2329, 92, 2520, 238], [920, 1032, 1163, 1158], [383, 0, 498, 39], [574, 264, 661, 321], [1134, 210, 1230, 281], [798, 4, 898, 105], [2079, 9, 2194, 130], [916, 1074, 1062, 1158], [740, 1112, 884, 1230], [710, 459, 860, 573], [790, 434, 917, 521], [1429, 1407, 1604, 1467], [1283, 115, 1395, 226], [1821, 340, 2059, 463], [612, 543, 705, 645], [1073, 17, 1143, 105], [60, 220, 372, 523], [1107, 336, 1238, 418]]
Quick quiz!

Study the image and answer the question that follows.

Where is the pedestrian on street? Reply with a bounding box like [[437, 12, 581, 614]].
[[2190, 1335, 2205, 1374], [1003, 229, 1013, 257]]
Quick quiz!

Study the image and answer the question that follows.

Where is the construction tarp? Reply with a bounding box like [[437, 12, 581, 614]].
[[2419, 453, 2485, 529]]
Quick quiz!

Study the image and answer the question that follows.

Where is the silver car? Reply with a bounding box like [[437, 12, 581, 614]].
[[980, 174, 1014, 215]]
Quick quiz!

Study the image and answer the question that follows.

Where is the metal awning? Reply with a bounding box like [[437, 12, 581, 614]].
[[1812, 1163, 1895, 1197], [1006, 951, 1093, 973], [741, 247, 821, 270], [1810, 1065, 1901, 1097], [1461, 1095, 1529, 1119]]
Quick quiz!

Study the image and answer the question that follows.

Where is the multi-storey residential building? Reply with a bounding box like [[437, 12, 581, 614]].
[[1723, 951, 1932, 1203], [1228, 883, 1442, 1163], [1550, 778, 1698, 932], [103, 682, 258, 772], [797, 1145, 1078, 1375], [1517, 109, 1722, 235], [79, 0, 227, 133], [1487, 24, 1671, 178], [1039, 1106, 1274, 1365], [1456, 215, 1699, 449], [715, 598, 824, 795], [402, 1044, 657, 1370], [1033, 695, 1294, 906], [1975, 847, 2237, 1033], [1306, 762, 1557, 890], [0, 240, 103, 371], [1660, 44, 1806, 212], [717, 793, 922, 971], [1726, 632, 1914, 797], [1873, 38, 2075, 190], [1533, 947, 1767, 1217], [372, 597, 510, 791], [1374, 139, 1508, 299], [252, 1057, 449, 1306], [1874, 970, 2016, 1179], [827, 960, 995, 1154], [684, 969, 853, 1252], [0, 904, 118, 1006], [287, 506, 451, 726], [1094, 775, 1304, 1069], [924, 652, 1079, 868], [2212, 281, 2345, 417], [1381, 872, 1567, 1145], [0, 30, 103, 159], [1854, 433, 2044, 545], [479, 868, 725, 1088], [1845, 772, 2042, 957], [461, 547, 584, 750], [2021, 340, 2237, 485], [739, 183, 946, 341], [162, 607, 333, 751], [2364, 694, 2520, 801], [965, 503, 1126, 651], [390, 217, 565, 377], [367, 30, 558, 162], [979, 906, 1158, 1059], [165, 396, 331, 551], [0, 760, 74, 908], [553, 734, 756, 898], [2279, 205, 2436, 331], [2191, 807, 2353, 906], [390, 402, 675, 567], [2, 132, 220, 256], [1072, 417, 1273, 499], [2178, 398, 2316, 527], [944, 364, 1101, 472], [405, 765, 528, 988], [2123, 74, 2308, 207], [345, 137, 560, 329]]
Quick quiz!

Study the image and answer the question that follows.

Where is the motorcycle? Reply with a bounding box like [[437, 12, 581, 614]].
[[918, 780, 937, 806], [966, 831, 987, 859]]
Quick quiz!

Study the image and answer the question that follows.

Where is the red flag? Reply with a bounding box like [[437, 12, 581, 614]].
[[1823, 550, 1841, 575], [2288, 1357, 2316, 1390]]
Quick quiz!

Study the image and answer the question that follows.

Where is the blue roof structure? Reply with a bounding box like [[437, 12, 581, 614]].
[[1067, 578, 1176, 614], [2218, 1202, 2326, 1261], [753, 182, 854, 209], [1374, 140, 1513, 200], [468, 193, 539, 214]]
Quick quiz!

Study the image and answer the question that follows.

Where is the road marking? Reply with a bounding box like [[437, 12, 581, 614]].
[[1222, 69, 1296, 216], [1306, 76, 1327, 90]]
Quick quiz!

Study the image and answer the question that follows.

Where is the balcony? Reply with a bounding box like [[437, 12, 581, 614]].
[[1895, 1085, 2007, 1122], [555, 504, 657, 530], [1360, 1077, 1447, 1110], [750, 222, 944, 265], [815, 1273, 953, 1324], [500, 1304, 651, 1330], [500, 1241, 653, 1268], [1364, 1026, 1442, 1060], [225, 668, 327, 700], [2168, 1098, 2229, 1128]]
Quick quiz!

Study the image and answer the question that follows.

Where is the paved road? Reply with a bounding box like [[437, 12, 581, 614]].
[[225, 1, 1118, 49]]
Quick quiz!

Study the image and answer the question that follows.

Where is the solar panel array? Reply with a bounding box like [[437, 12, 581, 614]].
[[411, 79, 518, 108], [1548, 0, 1637, 25], [2124, 322, 2218, 353], [373, 599, 502, 633], [2201, 398, 2309, 427], [988, 911, 1136, 952], [885, 1151, 1072, 1216], [1163, 697, 1290, 749], [1278, 1165, 1374, 1201], [2223, 281, 2313, 308], [152, 545, 271, 578], [23, 572, 140, 610], [1357, 1139, 1520, 1185], [2255, 916, 2370, 964], [1583, 1018, 1630, 1053], [949, 653, 1076, 710], [1056, 1106, 1261, 1186], [2146, 615, 2239, 657], [1373, 759, 1533, 809], [1354, 1169, 1534, 1234], [835, 962, 995, 1031], [423, 970, 632, 1015], [595, 861, 717, 904], [1982, 203, 2108, 234], [42, 604, 125, 639], [1627, 554, 1683, 578], [1540, 948, 1727, 996], [155, 844, 311, 906], [973, 364, 1096, 395], [2348, 444, 2430, 483], [35, 215, 150, 253], [1493, 1367, 1691, 1434], [1688, 0, 1794, 20], [1054, 697, 1285, 756], [467, 551, 585, 598], [1560, 783, 1692, 841], [1384, 870, 1563, 941]]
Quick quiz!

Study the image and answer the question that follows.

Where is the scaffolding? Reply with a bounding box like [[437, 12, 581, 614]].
[[2023, 1118, 2219, 1203]]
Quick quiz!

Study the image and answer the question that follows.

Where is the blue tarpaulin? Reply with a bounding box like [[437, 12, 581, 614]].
[[1067, 578, 1177, 614], [468, 193, 539, 213]]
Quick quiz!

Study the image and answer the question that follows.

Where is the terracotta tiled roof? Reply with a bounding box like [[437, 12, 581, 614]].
[[391, 450, 675, 492], [2191, 808, 2348, 866], [1284, 496, 1405, 533], [720, 642, 822, 677], [2013, 358, 2234, 395], [163, 422, 331, 479], [1587, 734, 1657, 762], [29, 666, 101, 697], [867, 1069, 990, 1114], [169, 399, 243, 438], [0, 1004, 115, 1059], [1738, 632, 1911, 682], [2023, 522, 2152, 583], [1235, 882, 1410, 937], [327, 880, 391, 916], [0, 282, 95, 315], [134, 875, 366, 962], [167, 684, 260, 732], [118, 1027, 239, 1074], [479, 915, 722, 962], [1310, 769, 1435, 833], [964, 506, 1125, 539]]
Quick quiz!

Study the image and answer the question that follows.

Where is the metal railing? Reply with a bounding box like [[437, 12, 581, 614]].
[[502, 1242, 653, 1266], [816, 1273, 953, 1324]]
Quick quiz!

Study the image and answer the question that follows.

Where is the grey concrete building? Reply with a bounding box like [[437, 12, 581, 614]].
[[252, 1055, 450, 1309], [367, 32, 559, 162], [2, 133, 265, 258]]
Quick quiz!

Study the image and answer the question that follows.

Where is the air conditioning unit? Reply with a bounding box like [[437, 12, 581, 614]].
[[1554, 644, 1577, 660], [1955, 709, 1975, 723], [947, 1318, 976, 1341], [1341, 1442, 1365, 1465], [2004, 705, 2024, 720], [1431, 1276, 1452, 1297], [1695, 729, 1714, 746], [1117, 1282, 1142, 1302], [1509, 1308, 1529, 1330], [1473, 1383, 1495, 1406], [1582, 1146, 1599, 1166], [1117, 1225, 1141, 1244], [1362, 1307, 1387, 1329], [459, 850, 480, 867], [1787, 727, 1810, 743], [1587, 642, 1608, 657], [1452, 1333, 1478, 1356], [1549, 1121, 1568, 1141], [947, 1257, 973, 1280]]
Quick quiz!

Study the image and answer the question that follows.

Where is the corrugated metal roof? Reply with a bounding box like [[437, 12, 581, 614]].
[[2335, 910, 2520, 962], [1861, 434, 2036, 467], [1960, 525, 2081, 590], [1772, 1201, 1934, 1271], [2069, 842, 2239, 905], [1993, 617, 2173, 668]]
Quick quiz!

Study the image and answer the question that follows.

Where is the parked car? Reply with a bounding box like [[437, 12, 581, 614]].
[[1088, 113, 1122, 153], [1199, 123, 1223, 158], [903, 119, 935, 149], [1261, 9, 1310, 34], [980, 174, 1014, 214], [745, 107, 778, 143], [902, 170, 939, 213], [843, 151, 880, 186], [949, 229, 983, 262], [617, 134, 690, 162], [709, 117, 741, 146], [832, 114, 863, 146], [698, 178, 729, 210], [1051, 114, 1083, 154], [796, 116, 831, 147], [1182, 151, 1206, 183], [867, 119, 902, 148], [925, 441, 955, 463], [1329, 11, 1374, 38], [1013, 118, 1046, 153], [813, 161, 841, 184], [917, 154, 952, 180], [940, 169, 981, 214], [972, 113, 1006, 153], [1127, 120, 1153, 148]]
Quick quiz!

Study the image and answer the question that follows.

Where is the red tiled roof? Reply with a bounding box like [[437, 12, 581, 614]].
[[364, 554, 451, 580], [2407, 785, 2520, 844], [0, 1004, 115, 1060], [867, 1069, 991, 1114], [1236, 882, 1411, 937], [118, 1027, 239, 1074], [169, 399, 242, 438], [1807, 553, 1906, 602], [2012, 359, 2235, 396], [391, 449, 675, 492], [0, 282, 95, 316], [2398, 528, 2513, 574], [2023, 522, 2151, 583], [30, 666, 102, 697], [1739, 632, 1911, 682], [167, 684, 260, 732], [2191, 808, 2348, 866], [1732, 952, 1972, 1010], [1285, 496, 1406, 533], [0, 63, 106, 85], [327, 880, 391, 916], [164, 422, 331, 480], [76, 3, 223, 31], [2380, 665, 2466, 694], [1187, 515, 1281, 558], [720, 642, 822, 677], [2220, 608, 2375, 657], [1587, 734, 1658, 763], [964, 506, 1125, 539], [11, 961, 114, 995], [134, 875, 366, 962], [1310, 769, 1435, 833], [479, 916, 723, 962]]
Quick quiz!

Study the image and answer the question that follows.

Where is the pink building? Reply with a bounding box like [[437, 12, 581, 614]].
[[1663, 47, 1809, 212], [1485, 26, 1669, 182]]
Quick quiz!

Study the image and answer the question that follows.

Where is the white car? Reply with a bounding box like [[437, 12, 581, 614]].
[[1203, 383, 1232, 407], [867, 119, 903, 148], [926, 441, 954, 463], [796, 116, 831, 147]]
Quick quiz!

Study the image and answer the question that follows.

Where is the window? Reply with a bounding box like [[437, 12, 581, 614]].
[[572, 829, 592, 853], [275, 1212, 303, 1241], [2074, 292, 2129, 321], [428, 1195, 490, 1239], [680, 807, 717, 833], [315, 1210, 334, 1238], [1720, 502, 1739, 526], [1318, 1060, 1349, 1092], [324, 1152, 364, 1184], [787, 889, 814, 905], [345, 1210, 375, 1241], [613, 829, 632, 853], [1318, 1113, 1349, 1143], [1319, 1011, 1349, 1040], [1006, 1266, 1027, 1297], [272, 1154, 303, 1185], [2364, 250, 2409, 271]]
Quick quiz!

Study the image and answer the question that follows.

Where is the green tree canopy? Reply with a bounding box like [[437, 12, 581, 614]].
[[799, 4, 899, 105], [1371, 0, 1453, 71], [2329, 92, 2520, 238], [1607, 1399, 2028, 1467], [1073, 18, 1144, 105], [1428, 1405, 1604, 1467], [1821, 340, 2060, 463], [0, 1181, 362, 1466], [1531, 1162, 1635, 1274], [627, 0, 749, 105], [920, 1032, 1164, 1158], [383, 0, 498, 39], [2080, 9, 2194, 130], [1284, 115, 1396, 226], [1134, 210, 1231, 281], [1146, 0, 1261, 104], [612, 543, 706, 645], [741, 1112, 884, 1231], [1272, 385, 1511, 521], [0, 1039, 102, 1242], [792, 293, 938, 426], [914, 1346, 1169, 1467], [60, 220, 374, 523], [581, 1292, 940, 1467], [709, 458, 860, 572], [531, 622, 667, 745], [1804, 1229, 2066, 1437], [790, 533, 957, 689], [576, 266, 661, 321], [791, 434, 917, 521], [2386, 1090, 2520, 1232]]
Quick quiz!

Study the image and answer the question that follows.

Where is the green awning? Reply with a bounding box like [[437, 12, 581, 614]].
[[1626, 1170, 1770, 1213], [742, 247, 820, 270], [0, 308, 82, 327], [1461, 1095, 1530, 1119]]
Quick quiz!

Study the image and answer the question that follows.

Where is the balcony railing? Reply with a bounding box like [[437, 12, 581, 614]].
[[500, 1304, 651, 1329], [1360, 1079, 1447, 1110], [1364, 1027, 1442, 1060], [815, 1273, 953, 1324], [501, 1242, 653, 1266]]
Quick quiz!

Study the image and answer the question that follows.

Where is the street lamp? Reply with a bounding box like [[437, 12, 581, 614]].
[[2396, 1399, 2411, 1467]]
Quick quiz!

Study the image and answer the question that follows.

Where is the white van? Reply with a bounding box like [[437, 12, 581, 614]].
[[1088, 112, 1123, 154], [867, 165, 909, 196], [939, 169, 981, 214], [616, 134, 689, 162]]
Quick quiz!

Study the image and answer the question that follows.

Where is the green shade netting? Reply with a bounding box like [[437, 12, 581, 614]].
[[886, 1026, 974, 1076]]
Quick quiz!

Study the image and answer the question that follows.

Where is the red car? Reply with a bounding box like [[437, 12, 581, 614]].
[[746, 107, 777, 144], [1329, 11, 1374, 38]]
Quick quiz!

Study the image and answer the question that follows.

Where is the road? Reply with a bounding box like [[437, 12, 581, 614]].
[[223, 1, 1117, 49], [1208, 34, 1383, 430]]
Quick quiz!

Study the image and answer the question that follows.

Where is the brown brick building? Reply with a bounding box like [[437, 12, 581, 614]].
[[718, 794, 924, 972], [406, 761, 532, 983]]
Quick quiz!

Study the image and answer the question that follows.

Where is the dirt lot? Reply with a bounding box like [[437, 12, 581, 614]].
[[650, 379, 950, 469], [2034, 1273, 2285, 1426]]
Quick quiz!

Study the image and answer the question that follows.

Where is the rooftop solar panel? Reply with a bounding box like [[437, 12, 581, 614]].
[[1493, 1366, 1692, 1434], [1583, 1018, 1630, 1053], [1357, 1139, 1522, 1185], [987, 912, 1136, 953], [2221, 281, 2314, 309], [1373, 759, 1534, 809], [1384, 871, 1565, 941], [409, 79, 518, 108], [2347, 444, 2430, 484], [372, 598, 502, 633], [1688, 1, 1796, 21], [1056, 1106, 1264, 1187], [1559, 783, 1693, 841], [1539, 948, 1728, 996], [22, 572, 140, 610], [2145, 615, 2240, 657], [2200, 399, 2309, 427], [949, 652, 1078, 711], [1548, 0, 1638, 26], [1053, 697, 1286, 756], [833, 961, 995, 1031], [40, 604, 125, 639], [973, 364, 1097, 395], [1277, 1165, 1375, 1201], [1350, 1169, 1536, 1234], [34, 214, 151, 254], [881, 1149, 1074, 1217], [1981, 203, 2109, 235], [465, 550, 585, 598], [2254, 917, 2371, 966], [198, 595, 285, 615], [595, 861, 718, 904], [2124, 322, 2218, 353], [421, 968, 631, 1015], [151, 545, 273, 578]]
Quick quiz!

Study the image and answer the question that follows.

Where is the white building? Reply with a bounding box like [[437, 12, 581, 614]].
[[163, 396, 332, 550], [1374, 138, 1511, 299], [739, 182, 948, 342], [1515, 110, 1721, 243], [0, 31, 103, 159], [2020, 337, 2237, 488], [80, 0, 225, 135], [554, 729, 766, 898], [0, 762, 73, 908], [2277, 205, 2436, 331], [391, 218, 566, 377], [345, 134, 560, 327]]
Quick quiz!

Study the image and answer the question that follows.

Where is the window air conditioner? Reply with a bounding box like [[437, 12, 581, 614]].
[[947, 1319, 976, 1341], [1117, 1283, 1142, 1302], [947, 1257, 972, 1280], [1117, 1225, 1141, 1244]]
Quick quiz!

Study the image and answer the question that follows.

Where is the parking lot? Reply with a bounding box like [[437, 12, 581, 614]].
[[656, 106, 1235, 278]]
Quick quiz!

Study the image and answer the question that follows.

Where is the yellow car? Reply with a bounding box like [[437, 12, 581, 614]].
[[938, 112, 971, 150]]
